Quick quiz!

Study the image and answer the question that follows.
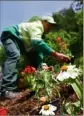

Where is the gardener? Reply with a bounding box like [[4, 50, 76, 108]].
[[0, 15, 70, 99]]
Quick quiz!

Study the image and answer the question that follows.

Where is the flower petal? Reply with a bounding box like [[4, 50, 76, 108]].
[[39, 109, 43, 114], [56, 71, 70, 81], [56, 72, 65, 81], [42, 110, 50, 115], [50, 111, 55, 115], [62, 72, 70, 79], [68, 65, 76, 69], [48, 104, 57, 112]]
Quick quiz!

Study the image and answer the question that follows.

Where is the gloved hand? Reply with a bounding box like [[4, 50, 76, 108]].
[[51, 51, 71, 63]]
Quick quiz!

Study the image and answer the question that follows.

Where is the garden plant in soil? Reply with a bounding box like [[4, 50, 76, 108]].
[[0, 64, 83, 116], [0, 8, 83, 116]]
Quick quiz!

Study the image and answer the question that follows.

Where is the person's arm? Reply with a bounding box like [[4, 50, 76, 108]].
[[32, 39, 70, 63], [51, 51, 71, 62], [30, 21, 70, 63]]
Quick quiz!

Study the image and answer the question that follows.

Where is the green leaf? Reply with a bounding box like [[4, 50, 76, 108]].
[[72, 101, 80, 107], [65, 102, 74, 115], [70, 78, 83, 102]]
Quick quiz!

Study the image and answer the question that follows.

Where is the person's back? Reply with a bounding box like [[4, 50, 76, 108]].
[[18, 20, 44, 52]]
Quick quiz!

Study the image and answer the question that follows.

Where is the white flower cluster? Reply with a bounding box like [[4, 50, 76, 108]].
[[56, 65, 82, 81]]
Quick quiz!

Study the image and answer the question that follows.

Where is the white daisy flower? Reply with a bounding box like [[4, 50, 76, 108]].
[[67, 65, 81, 79], [39, 104, 57, 115], [56, 71, 70, 81], [56, 65, 82, 81]]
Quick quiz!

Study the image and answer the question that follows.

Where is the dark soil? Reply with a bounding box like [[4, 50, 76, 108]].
[[0, 86, 83, 115], [0, 89, 60, 115]]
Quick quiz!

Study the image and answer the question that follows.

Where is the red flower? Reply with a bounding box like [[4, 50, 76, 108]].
[[0, 108, 7, 116], [23, 66, 36, 74]]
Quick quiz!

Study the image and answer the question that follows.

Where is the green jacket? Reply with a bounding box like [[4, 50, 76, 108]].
[[1, 20, 53, 55]]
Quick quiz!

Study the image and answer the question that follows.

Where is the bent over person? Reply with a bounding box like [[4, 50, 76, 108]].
[[0, 16, 70, 99]]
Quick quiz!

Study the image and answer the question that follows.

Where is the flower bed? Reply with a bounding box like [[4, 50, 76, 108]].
[[0, 64, 83, 115]]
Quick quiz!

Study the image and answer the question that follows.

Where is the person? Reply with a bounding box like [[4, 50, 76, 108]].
[[0, 15, 70, 99]]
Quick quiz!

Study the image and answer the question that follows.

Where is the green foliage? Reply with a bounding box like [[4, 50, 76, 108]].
[[69, 10, 83, 57], [44, 30, 72, 66], [28, 16, 41, 22], [56, 64, 83, 115], [23, 70, 59, 99], [20, 64, 83, 115], [45, 8, 83, 67], [62, 101, 83, 116], [74, 56, 83, 69], [75, 10, 83, 26], [53, 8, 77, 32], [0, 45, 6, 65], [69, 78, 83, 102]]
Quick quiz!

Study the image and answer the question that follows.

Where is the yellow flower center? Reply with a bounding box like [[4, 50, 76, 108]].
[[60, 66, 68, 71], [44, 105, 49, 110]]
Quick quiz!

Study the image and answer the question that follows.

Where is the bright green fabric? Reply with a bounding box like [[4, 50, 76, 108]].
[[2, 23, 53, 56], [31, 39, 53, 55], [18, 21, 44, 51], [3, 25, 20, 39]]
